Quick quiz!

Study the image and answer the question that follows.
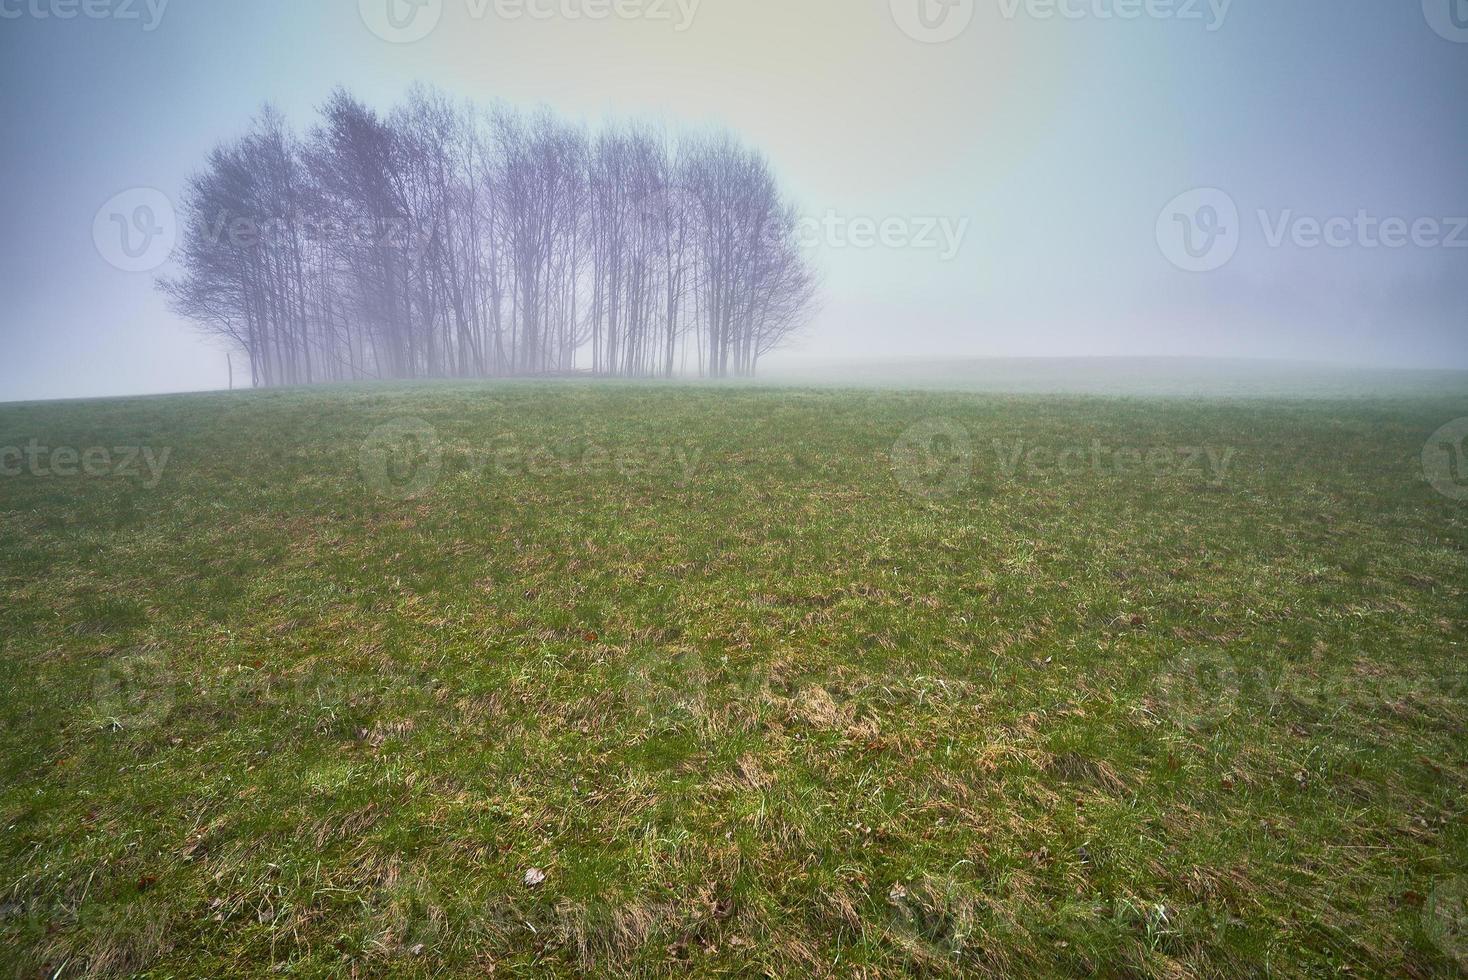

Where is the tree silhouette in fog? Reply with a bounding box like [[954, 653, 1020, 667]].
[[161, 86, 818, 386]]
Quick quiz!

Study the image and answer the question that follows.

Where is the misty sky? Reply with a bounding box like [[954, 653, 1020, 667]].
[[0, 0, 1465, 401]]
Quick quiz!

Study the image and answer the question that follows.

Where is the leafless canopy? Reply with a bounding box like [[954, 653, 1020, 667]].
[[160, 87, 818, 386]]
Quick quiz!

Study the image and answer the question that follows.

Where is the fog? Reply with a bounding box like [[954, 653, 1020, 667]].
[[1, 0, 1464, 402]]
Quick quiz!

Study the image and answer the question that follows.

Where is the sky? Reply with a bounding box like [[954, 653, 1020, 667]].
[[0, 0, 1465, 401]]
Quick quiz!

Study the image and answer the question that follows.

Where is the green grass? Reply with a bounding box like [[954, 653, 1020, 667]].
[[2, 379, 1466, 977]]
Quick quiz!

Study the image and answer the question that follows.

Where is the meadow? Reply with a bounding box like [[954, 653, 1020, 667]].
[[1, 377, 1466, 977]]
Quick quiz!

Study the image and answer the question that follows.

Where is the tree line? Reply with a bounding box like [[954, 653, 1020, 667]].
[[161, 86, 818, 386]]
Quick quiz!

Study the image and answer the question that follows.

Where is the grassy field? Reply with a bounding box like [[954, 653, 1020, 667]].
[[2, 379, 1467, 977]]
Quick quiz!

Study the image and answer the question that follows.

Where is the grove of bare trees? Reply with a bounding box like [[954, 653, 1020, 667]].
[[160, 87, 817, 387]]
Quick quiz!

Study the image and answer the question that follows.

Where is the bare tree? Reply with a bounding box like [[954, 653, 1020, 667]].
[[163, 88, 816, 386]]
